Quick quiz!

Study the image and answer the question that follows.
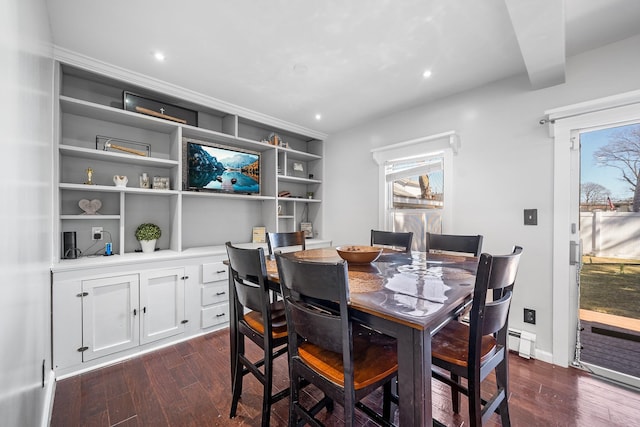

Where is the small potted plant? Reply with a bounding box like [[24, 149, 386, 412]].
[[135, 223, 161, 253]]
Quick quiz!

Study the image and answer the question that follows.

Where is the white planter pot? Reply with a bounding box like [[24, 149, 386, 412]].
[[140, 239, 157, 253]]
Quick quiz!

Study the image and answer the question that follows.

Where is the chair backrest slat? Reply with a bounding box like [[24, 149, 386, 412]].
[[370, 230, 414, 253], [267, 231, 306, 255], [426, 233, 483, 256]]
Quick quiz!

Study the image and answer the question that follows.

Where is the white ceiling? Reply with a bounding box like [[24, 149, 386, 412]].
[[46, 0, 640, 134]]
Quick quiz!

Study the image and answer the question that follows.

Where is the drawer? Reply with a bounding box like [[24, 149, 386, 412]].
[[201, 304, 229, 328], [202, 283, 229, 306], [202, 262, 228, 283]]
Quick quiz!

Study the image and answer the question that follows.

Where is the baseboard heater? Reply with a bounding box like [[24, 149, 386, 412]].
[[508, 328, 536, 359]]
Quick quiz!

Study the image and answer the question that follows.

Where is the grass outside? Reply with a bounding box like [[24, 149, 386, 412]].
[[580, 256, 640, 320]]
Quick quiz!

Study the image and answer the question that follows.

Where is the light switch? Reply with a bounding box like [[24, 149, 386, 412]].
[[524, 209, 537, 225]]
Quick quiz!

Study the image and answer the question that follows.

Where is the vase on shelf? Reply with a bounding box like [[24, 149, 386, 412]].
[[140, 239, 156, 254]]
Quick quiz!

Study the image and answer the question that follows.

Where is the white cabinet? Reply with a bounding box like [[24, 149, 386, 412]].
[[79, 268, 186, 362], [140, 268, 186, 343], [81, 274, 139, 361], [200, 261, 230, 329]]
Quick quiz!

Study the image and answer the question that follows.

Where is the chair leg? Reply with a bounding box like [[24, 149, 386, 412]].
[[261, 351, 273, 427], [450, 373, 461, 413], [229, 336, 244, 418], [382, 381, 392, 421], [496, 359, 511, 427], [468, 376, 482, 427], [289, 374, 300, 427]]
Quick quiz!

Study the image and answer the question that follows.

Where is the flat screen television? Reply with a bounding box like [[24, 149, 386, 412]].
[[182, 137, 260, 195]]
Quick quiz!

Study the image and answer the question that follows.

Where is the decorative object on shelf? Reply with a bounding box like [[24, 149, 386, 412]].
[[268, 133, 282, 146], [123, 92, 198, 126], [78, 199, 102, 215], [85, 167, 94, 185], [300, 222, 313, 238], [306, 192, 314, 199], [139, 172, 150, 189], [252, 226, 266, 243], [277, 204, 283, 215], [308, 174, 314, 179], [113, 175, 128, 187], [292, 162, 304, 177], [278, 191, 291, 198], [135, 223, 161, 254], [152, 176, 170, 190], [96, 135, 150, 157]]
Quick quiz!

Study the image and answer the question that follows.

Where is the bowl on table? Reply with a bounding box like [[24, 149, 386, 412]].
[[335, 245, 383, 264]]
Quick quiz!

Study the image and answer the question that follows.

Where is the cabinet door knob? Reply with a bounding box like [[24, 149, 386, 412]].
[[133, 308, 137, 316], [77, 346, 89, 352], [181, 276, 190, 280], [76, 292, 88, 297]]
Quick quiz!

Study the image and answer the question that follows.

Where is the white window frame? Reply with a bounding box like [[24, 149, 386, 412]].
[[371, 131, 459, 232]]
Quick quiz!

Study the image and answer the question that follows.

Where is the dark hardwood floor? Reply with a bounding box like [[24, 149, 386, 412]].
[[50, 329, 640, 426]]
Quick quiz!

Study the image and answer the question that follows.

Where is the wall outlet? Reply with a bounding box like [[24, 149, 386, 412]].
[[92, 226, 103, 240], [524, 308, 536, 324]]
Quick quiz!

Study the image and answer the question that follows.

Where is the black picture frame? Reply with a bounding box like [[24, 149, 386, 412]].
[[123, 91, 198, 126]]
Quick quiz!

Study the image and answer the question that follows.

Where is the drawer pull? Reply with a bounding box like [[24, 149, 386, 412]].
[[215, 291, 226, 296], [216, 313, 226, 318], [181, 319, 189, 324], [216, 270, 226, 274]]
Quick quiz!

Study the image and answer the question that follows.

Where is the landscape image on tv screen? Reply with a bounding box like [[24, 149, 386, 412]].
[[187, 142, 260, 194]]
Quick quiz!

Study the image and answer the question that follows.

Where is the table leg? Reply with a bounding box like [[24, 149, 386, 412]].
[[396, 327, 432, 425]]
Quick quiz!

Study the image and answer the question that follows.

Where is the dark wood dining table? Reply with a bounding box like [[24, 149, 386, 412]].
[[229, 247, 477, 426]]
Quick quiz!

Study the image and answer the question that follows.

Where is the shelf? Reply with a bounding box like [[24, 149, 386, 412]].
[[60, 96, 179, 134], [277, 146, 322, 162], [277, 174, 322, 184], [60, 145, 178, 168], [277, 215, 295, 219], [61, 215, 120, 220], [277, 197, 321, 203], [181, 191, 274, 201], [59, 183, 179, 195]]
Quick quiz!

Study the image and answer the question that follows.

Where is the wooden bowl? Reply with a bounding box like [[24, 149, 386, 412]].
[[335, 245, 383, 264]]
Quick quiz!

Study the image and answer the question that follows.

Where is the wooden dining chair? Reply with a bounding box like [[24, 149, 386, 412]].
[[426, 232, 483, 256], [266, 231, 306, 256], [225, 242, 289, 427], [370, 229, 414, 253], [431, 246, 523, 426], [276, 254, 398, 427]]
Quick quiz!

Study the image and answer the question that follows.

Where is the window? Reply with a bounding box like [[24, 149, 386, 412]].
[[372, 132, 457, 251]]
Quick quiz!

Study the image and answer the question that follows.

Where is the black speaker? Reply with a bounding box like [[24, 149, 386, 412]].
[[62, 231, 78, 259]]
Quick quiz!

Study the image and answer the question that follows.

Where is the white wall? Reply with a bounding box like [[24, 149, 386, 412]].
[[324, 35, 640, 359], [0, 0, 53, 425]]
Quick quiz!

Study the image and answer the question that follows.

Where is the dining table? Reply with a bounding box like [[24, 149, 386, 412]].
[[228, 247, 478, 426]]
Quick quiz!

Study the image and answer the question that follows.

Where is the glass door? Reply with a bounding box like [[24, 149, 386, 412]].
[[576, 122, 640, 388]]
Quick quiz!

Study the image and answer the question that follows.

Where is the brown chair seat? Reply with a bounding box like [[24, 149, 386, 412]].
[[298, 329, 397, 389], [243, 301, 288, 339], [432, 321, 497, 367]]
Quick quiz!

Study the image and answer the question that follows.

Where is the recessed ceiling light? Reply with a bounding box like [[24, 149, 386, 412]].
[[154, 51, 166, 62], [422, 69, 432, 79], [315, 114, 322, 120]]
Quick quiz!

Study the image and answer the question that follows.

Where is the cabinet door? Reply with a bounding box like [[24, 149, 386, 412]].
[[139, 268, 185, 344], [82, 274, 140, 361]]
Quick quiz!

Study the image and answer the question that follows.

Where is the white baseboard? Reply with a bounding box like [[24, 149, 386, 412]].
[[41, 370, 56, 427]]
